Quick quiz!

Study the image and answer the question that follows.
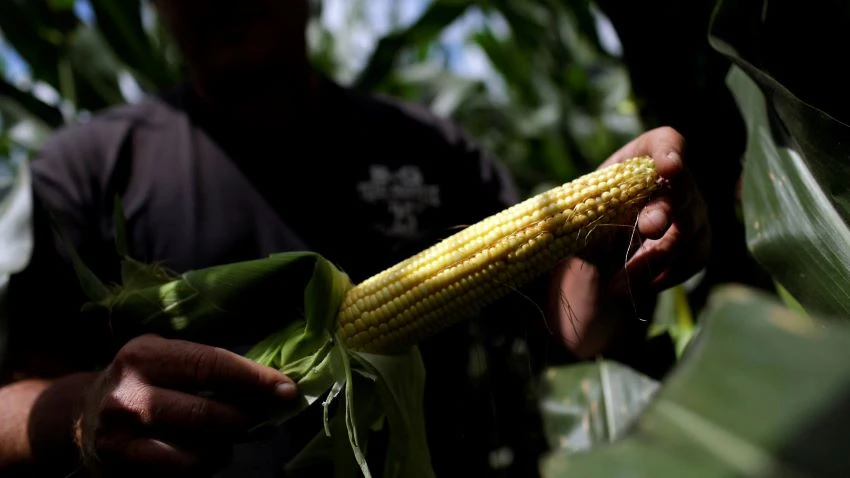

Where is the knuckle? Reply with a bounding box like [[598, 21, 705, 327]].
[[656, 234, 678, 256], [124, 384, 155, 423], [104, 380, 152, 420], [183, 345, 218, 383], [98, 391, 124, 417], [114, 347, 143, 369], [656, 125, 683, 142], [116, 335, 159, 368]]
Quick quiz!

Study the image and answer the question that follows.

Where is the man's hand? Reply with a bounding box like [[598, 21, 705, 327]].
[[77, 335, 298, 477], [550, 126, 710, 358]]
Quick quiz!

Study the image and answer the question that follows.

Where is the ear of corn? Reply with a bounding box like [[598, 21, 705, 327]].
[[55, 155, 663, 478], [336, 156, 664, 355]]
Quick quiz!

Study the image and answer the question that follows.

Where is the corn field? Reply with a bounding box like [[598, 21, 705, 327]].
[[2, 0, 850, 476]]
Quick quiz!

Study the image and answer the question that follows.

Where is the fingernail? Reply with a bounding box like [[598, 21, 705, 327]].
[[666, 151, 681, 164], [664, 151, 683, 177], [275, 382, 297, 400]]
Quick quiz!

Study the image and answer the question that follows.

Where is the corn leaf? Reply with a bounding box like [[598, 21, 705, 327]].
[[724, 65, 850, 319], [48, 209, 111, 304], [0, 159, 31, 275], [538, 359, 659, 455], [88, 0, 179, 90], [354, 0, 471, 91], [68, 252, 338, 345], [282, 346, 434, 478], [540, 285, 850, 477], [61, 201, 433, 477], [245, 254, 352, 422], [0, 159, 33, 371], [64, 241, 435, 477], [649, 285, 696, 357], [66, 25, 125, 106], [0, 0, 73, 89], [284, 366, 385, 478], [0, 89, 59, 153], [0, 78, 64, 131], [59, 234, 352, 417], [709, 0, 850, 319], [352, 349, 434, 478]]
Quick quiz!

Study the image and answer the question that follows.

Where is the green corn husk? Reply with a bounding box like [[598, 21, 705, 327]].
[[55, 200, 435, 478]]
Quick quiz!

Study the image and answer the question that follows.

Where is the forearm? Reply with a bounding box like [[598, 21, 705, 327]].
[[0, 372, 98, 474], [547, 258, 609, 358], [548, 257, 656, 359]]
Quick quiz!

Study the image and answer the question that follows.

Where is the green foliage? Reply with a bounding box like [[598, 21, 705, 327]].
[[541, 286, 850, 477], [0, 0, 181, 159], [5, 0, 850, 476], [537, 1, 850, 475], [539, 360, 659, 454], [0, 0, 640, 195], [352, 0, 641, 192], [649, 285, 696, 358], [710, 2, 850, 319], [726, 66, 850, 318], [0, 3, 647, 475], [0, 159, 32, 373]]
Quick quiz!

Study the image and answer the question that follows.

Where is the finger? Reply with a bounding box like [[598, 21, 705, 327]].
[[116, 336, 297, 402], [636, 169, 710, 279], [609, 220, 709, 296], [101, 381, 253, 438], [638, 197, 673, 239], [95, 437, 198, 476], [614, 239, 674, 295], [123, 438, 199, 470], [650, 221, 711, 291], [639, 163, 703, 239], [602, 126, 686, 180]]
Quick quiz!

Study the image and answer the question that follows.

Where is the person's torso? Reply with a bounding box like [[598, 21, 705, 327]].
[[25, 80, 549, 478], [112, 83, 493, 284]]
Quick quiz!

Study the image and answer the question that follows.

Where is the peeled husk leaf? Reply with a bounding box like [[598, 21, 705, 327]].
[[56, 203, 436, 478]]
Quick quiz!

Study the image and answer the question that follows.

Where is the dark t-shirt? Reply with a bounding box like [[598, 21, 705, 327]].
[[7, 78, 562, 477]]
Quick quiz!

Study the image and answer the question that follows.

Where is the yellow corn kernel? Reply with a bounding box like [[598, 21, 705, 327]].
[[337, 156, 663, 354]]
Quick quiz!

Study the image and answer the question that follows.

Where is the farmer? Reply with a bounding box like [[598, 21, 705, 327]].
[[0, 0, 709, 476]]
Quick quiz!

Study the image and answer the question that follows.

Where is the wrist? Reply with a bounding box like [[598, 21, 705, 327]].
[[28, 372, 100, 474]]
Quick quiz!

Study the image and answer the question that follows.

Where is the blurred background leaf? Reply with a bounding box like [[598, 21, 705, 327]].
[[649, 285, 697, 358], [541, 285, 850, 478], [0, 0, 645, 189], [0, 158, 33, 374], [538, 360, 659, 455]]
